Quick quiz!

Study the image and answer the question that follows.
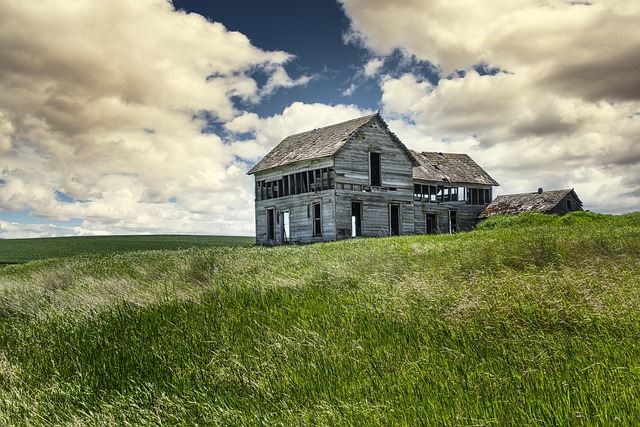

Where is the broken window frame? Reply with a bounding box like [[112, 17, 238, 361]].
[[441, 187, 458, 202], [255, 168, 335, 201], [413, 184, 438, 203], [465, 188, 492, 205]]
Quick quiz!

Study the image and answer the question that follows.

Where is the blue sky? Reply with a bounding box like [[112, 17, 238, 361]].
[[0, 0, 639, 238], [171, 0, 439, 116]]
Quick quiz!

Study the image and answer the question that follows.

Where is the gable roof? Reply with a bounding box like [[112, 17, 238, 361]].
[[478, 189, 582, 218], [248, 113, 379, 175], [411, 150, 499, 186]]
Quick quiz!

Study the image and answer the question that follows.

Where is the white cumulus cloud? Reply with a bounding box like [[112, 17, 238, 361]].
[[340, 0, 640, 213], [0, 0, 311, 238]]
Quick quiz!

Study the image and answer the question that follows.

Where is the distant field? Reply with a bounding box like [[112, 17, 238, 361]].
[[0, 234, 254, 265]]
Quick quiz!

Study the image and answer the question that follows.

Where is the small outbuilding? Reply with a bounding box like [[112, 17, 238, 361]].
[[478, 188, 583, 219]]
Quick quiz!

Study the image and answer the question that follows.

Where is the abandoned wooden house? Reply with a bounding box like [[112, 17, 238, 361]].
[[247, 113, 499, 245], [478, 188, 583, 219]]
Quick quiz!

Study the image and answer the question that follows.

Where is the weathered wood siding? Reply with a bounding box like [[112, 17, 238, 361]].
[[333, 116, 415, 237], [414, 203, 487, 233], [253, 158, 337, 245], [333, 193, 415, 238], [254, 192, 336, 245]]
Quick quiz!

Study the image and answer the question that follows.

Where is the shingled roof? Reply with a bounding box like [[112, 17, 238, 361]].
[[478, 189, 582, 218], [248, 113, 380, 175], [411, 150, 499, 186]]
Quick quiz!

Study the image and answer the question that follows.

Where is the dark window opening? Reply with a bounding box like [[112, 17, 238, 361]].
[[321, 169, 330, 189], [309, 170, 316, 192], [370, 152, 381, 187], [390, 204, 400, 236], [351, 201, 362, 237], [294, 173, 302, 194], [256, 181, 263, 201], [313, 203, 322, 236]]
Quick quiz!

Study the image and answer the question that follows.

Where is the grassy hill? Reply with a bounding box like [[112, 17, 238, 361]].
[[1, 212, 639, 426]]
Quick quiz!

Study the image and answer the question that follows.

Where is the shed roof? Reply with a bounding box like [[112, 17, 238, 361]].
[[411, 150, 499, 186], [248, 113, 380, 175], [478, 189, 582, 218]]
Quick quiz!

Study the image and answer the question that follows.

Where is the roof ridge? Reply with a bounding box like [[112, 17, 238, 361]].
[[284, 113, 379, 139], [495, 188, 573, 197], [247, 113, 380, 175]]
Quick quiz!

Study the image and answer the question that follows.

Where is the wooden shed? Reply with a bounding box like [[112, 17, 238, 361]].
[[248, 113, 499, 245], [478, 188, 583, 219]]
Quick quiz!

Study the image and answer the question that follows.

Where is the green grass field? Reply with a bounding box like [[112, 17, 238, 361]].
[[0, 234, 254, 265], [1, 212, 639, 426]]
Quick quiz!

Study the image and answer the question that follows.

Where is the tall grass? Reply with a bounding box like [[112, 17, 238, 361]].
[[1, 212, 639, 425]]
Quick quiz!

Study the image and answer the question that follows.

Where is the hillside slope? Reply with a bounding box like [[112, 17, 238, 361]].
[[1, 212, 639, 426]]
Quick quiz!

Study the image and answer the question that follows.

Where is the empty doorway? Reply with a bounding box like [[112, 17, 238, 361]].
[[282, 211, 290, 243], [426, 213, 437, 234], [390, 204, 400, 236], [267, 208, 275, 241], [351, 201, 362, 237]]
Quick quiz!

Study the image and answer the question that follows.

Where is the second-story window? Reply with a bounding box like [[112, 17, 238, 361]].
[[370, 152, 381, 186]]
